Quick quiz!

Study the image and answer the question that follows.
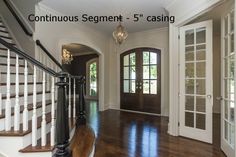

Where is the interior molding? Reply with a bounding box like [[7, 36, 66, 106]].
[[8, 0, 34, 33]]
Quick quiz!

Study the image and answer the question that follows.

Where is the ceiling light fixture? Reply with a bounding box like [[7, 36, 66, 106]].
[[112, 23, 128, 45], [62, 49, 73, 64]]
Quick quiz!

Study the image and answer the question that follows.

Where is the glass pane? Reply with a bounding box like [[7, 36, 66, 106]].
[[225, 121, 228, 140], [185, 63, 194, 78], [150, 52, 157, 64], [196, 50, 205, 60], [185, 79, 194, 94], [143, 52, 149, 65], [130, 53, 136, 65], [230, 11, 234, 32], [196, 113, 206, 130], [225, 80, 228, 98], [124, 67, 129, 79], [225, 38, 228, 56], [185, 51, 194, 61], [130, 80, 136, 93], [225, 101, 229, 119], [230, 104, 234, 123], [143, 66, 149, 79], [124, 55, 129, 66], [196, 62, 205, 78], [185, 112, 194, 127], [124, 80, 129, 93], [196, 44, 206, 50], [185, 29, 194, 45], [231, 34, 234, 53], [225, 16, 228, 36], [196, 96, 205, 112], [150, 80, 157, 94], [130, 66, 136, 79], [230, 57, 234, 79], [230, 124, 235, 146], [150, 65, 157, 79], [185, 96, 194, 111], [225, 58, 228, 77], [196, 27, 206, 44], [143, 80, 149, 94], [229, 79, 235, 95], [196, 79, 205, 95]]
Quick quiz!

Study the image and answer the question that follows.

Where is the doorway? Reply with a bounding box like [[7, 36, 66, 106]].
[[177, 0, 236, 156], [120, 48, 161, 114]]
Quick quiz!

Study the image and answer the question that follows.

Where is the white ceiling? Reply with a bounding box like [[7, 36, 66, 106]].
[[41, 0, 172, 34]]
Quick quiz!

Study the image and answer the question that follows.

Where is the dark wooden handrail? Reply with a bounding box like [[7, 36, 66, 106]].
[[3, 0, 33, 37], [36, 40, 64, 70], [0, 37, 56, 76]]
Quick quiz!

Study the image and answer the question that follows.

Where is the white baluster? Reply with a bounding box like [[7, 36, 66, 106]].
[[32, 66, 37, 146], [69, 77, 71, 118], [41, 71, 46, 146], [23, 61, 28, 131], [50, 77, 55, 146], [5, 49, 11, 131], [14, 55, 20, 131], [73, 78, 76, 118]]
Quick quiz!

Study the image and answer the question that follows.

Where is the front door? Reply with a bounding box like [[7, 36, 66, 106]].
[[221, 6, 235, 157], [179, 20, 213, 143], [120, 48, 161, 114]]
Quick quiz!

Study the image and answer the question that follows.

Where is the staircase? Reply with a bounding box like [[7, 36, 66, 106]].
[[0, 17, 79, 157]]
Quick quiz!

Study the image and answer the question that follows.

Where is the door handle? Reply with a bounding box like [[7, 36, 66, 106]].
[[207, 95, 212, 99], [216, 96, 223, 101]]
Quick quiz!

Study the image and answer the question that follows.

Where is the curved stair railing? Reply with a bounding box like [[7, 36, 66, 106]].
[[0, 37, 86, 157]]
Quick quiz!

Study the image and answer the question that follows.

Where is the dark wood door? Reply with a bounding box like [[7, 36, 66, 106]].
[[120, 48, 161, 114]]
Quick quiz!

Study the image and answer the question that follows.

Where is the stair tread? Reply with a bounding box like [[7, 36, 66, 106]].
[[2, 91, 51, 99], [0, 82, 42, 86], [0, 63, 25, 67], [19, 133, 53, 152], [0, 112, 51, 136], [0, 100, 54, 119], [0, 55, 24, 60], [1, 72, 33, 75], [0, 30, 8, 34], [0, 35, 12, 40], [19, 118, 76, 153]]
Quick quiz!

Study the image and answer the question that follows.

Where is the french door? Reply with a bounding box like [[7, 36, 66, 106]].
[[221, 6, 235, 157], [120, 48, 161, 114], [179, 20, 213, 143]]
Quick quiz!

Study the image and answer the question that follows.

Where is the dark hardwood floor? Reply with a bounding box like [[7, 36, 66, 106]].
[[80, 101, 226, 157]]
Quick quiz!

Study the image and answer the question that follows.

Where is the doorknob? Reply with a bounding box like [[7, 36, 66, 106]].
[[207, 95, 212, 99], [216, 96, 223, 101]]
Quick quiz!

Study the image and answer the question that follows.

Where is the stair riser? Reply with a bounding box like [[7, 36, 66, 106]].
[[0, 31, 9, 37], [1, 74, 33, 83], [0, 84, 43, 95], [0, 38, 13, 43], [2, 92, 51, 109], [0, 57, 24, 65], [0, 50, 19, 57], [0, 27, 6, 32], [0, 66, 27, 73], [0, 105, 52, 131]]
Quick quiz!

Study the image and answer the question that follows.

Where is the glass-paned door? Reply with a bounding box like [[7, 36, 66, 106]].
[[86, 58, 98, 99], [179, 20, 213, 143], [221, 7, 235, 157], [120, 48, 161, 114]]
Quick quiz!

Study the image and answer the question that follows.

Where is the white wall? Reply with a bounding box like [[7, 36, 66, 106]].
[[34, 4, 110, 111], [109, 27, 169, 116]]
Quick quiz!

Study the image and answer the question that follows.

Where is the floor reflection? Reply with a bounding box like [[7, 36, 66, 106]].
[[84, 100, 225, 157]]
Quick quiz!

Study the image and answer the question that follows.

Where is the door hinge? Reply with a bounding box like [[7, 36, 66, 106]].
[[178, 122, 180, 126], [178, 35, 180, 39]]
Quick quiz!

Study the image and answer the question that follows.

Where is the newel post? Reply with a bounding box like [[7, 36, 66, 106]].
[[76, 76, 86, 126], [53, 72, 71, 157]]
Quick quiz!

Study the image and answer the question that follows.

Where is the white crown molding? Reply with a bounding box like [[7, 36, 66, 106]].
[[8, 0, 34, 33]]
